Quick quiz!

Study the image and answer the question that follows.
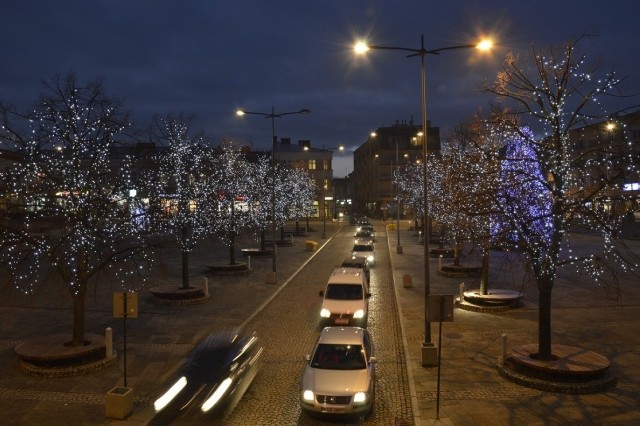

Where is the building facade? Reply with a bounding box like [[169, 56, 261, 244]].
[[273, 138, 337, 222], [353, 119, 440, 219]]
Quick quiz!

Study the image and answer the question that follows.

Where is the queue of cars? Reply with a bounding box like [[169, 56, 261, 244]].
[[300, 215, 377, 421]]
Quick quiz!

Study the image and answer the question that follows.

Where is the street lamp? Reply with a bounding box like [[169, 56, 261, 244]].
[[321, 145, 344, 239], [236, 106, 310, 284], [395, 140, 403, 254], [355, 34, 493, 367]]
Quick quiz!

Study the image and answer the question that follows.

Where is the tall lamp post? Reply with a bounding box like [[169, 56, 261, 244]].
[[321, 145, 344, 238], [355, 35, 492, 367], [395, 141, 403, 254], [236, 107, 310, 284]]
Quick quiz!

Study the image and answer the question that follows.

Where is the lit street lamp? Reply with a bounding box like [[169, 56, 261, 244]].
[[355, 34, 492, 367], [236, 107, 310, 284]]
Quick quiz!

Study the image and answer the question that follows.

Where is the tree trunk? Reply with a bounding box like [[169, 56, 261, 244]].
[[181, 249, 190, 289], [71, 285, 86, 347], [479, 249, 489, 295], [260, 229, 266, 251], [537, 279, 553, 360], [229, 231, 236, 265], [453, 240, 462, 266]]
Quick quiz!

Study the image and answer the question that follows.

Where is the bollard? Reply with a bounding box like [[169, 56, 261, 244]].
[[502, 333, 508, 364], [459, 282, 465, 303], [105, 327, 113, 358], [247, 255, 252, 271], [439, 255, 442, 270], [203, 276, 209, 297]]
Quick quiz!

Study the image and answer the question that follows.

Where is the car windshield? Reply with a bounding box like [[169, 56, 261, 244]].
[[353, 245, 373, 252], [355, 231, 371, 237], [325, 284, 363, 300], [311, 344, 367, 370]]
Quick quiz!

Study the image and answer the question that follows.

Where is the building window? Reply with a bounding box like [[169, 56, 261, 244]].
[[308, 159, 316, 170], [323, 160, 330, 171]]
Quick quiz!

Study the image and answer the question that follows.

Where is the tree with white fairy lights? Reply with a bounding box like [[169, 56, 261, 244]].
[[244, 154, 273, 252], [206, 143, 252, 265], [484, 38, 639, 360], [0, 73, 155, 347], [284, 166, 317, 234], [149, 113, 211, 290]]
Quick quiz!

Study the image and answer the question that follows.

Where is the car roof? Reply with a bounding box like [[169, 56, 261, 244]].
[[318, 326, 367, 345], [341, 257, 368, 267], [327, 267, 366, 284], [353, 243, 374, 250]]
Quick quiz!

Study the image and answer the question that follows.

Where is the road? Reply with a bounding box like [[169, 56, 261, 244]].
[[214, 224, 413, 425]]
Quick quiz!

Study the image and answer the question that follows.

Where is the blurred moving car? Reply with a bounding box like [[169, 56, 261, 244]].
[[340, 257, 370, 284], [300, 326, 376, 419], [351, 242, 375, 266], [149, 329, 262, 425], [319, 268, 370, 327]]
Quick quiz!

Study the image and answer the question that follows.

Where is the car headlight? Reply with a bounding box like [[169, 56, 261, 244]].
[[367, 255, 374, 262], [302, 389, 315, 402], [353, 391, 368, 404], [320, 308, 331, 318], [353, 309, 365, 319], [201, 377, 233, 412], [154, 376, 188, 411]]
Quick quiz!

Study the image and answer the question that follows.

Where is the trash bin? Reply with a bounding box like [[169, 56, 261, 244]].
[[304, 240, 318, 252], [403, 274, 413, 288]]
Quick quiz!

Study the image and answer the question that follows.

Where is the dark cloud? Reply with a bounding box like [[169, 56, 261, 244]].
[[2, 0, 639, 176]]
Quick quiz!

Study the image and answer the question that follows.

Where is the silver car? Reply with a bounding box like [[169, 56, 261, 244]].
[[351, 242, 375, 266], [300, 327, 376, 419]]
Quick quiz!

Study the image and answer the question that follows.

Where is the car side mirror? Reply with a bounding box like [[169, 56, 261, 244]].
[[366, 292, 371, 298], [319, 290, 324, 297], [369, 356, 378, 364], [305, 354, 311, 362]]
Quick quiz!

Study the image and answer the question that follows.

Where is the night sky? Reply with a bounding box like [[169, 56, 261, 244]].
[[2, 0, 639, 176]]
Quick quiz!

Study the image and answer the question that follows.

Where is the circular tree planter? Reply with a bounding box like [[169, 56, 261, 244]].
[[439, 264, 482, 278], [14, 333, 117, 377], [207, 262, 250, 276], [457, 289, 524, 312], [149, 285, 208, 305], [497, 344, 616, 393]]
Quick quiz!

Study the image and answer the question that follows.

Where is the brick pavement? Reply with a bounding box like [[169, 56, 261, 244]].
[[1, 219, 640, 425]]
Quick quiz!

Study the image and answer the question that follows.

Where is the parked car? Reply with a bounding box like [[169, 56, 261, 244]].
[[319, 267, 370, 327], [150, 329, 263, 425], [353, 230, 374, 244], [356, 224, 375, 236], [351, 242, 375, 266], [340, 257, 370, 284], [300, 326, 376, 419]]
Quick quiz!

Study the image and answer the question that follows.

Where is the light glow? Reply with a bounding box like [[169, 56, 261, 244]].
[[154, 376, 187, 411], [201, 378, 233, 412]]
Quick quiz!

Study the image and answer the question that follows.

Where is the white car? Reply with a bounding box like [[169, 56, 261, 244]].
[[319, 268, 370, 327], [300, 327, 376, 419]]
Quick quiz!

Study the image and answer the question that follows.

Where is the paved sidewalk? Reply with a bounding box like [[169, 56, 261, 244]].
[[386, 219, 640, 425]]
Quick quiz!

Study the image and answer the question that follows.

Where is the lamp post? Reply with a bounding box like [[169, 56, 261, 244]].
[[236, 107, 310, 284], [395, 141, 403, 254], [320, 145, 344, 238], [355, 35, 492, 367]]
